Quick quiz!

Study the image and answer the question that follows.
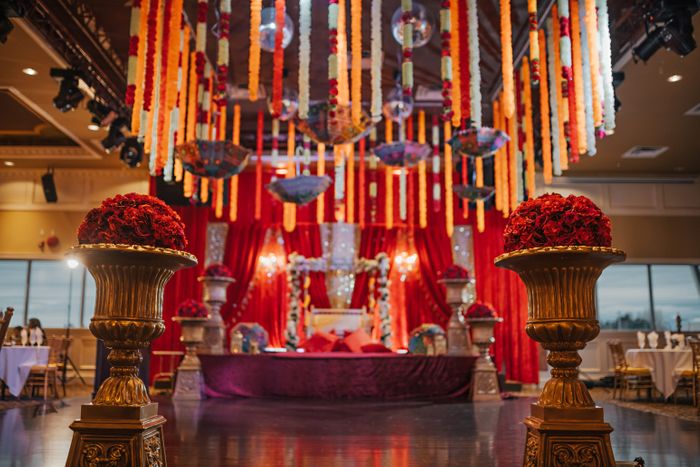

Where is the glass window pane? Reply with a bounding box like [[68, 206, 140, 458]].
[[597, 265, 653, 330], [0, 260, 28, 324], [651, 265, 700, 331], [27, 260, 83, 329]]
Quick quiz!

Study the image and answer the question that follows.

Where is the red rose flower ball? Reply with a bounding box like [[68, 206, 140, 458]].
[[204, 263, 232, 278], [503, 193, 612, 253], [465, 301, 498, 319], [77, 193, 187, 250], [176, 299, 208, 318]]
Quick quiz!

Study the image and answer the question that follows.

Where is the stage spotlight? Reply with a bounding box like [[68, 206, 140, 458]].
[[87, 99, 118, 127], [633, 1, 697, 62], [50, 68, 84, 112], [120, 137, 144, 168], [101, 117, 128, 152], [633, 26, 672, 62]]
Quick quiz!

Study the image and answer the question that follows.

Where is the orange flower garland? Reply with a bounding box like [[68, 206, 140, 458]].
[[475, 156, 484, 232], [418, 110, 427, 228], [248, 0, 262, 101], [317, 143, 326, 224], [527, 0, 539, 84], [229, 104, 241, 222], [584, 0, 602, 127], [347, 143, 355, 224], [492, 99, 502, 213], [522, 57, 535, 198], [358, 138, 366, 228], [283, 121, 296, 232], [500, 0, 515, 118], [570, 0, 587, 155], [444, 121, 453, 237], [385, 119, 393, 229], [131, 0, 150, 135], [255, 110, 264, 220], [351, 0, 362, 124], [538, 29, 553, 185], [271, 0, 285, 118], [449, 0, 461, 127]]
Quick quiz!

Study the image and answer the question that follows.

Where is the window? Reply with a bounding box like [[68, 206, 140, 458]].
[[0, 260, 28, 320], [651, 265, 700, 332], [597, 265, 653, 330]]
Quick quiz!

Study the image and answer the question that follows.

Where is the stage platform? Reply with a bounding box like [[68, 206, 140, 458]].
[[200, 353, 477, 400]]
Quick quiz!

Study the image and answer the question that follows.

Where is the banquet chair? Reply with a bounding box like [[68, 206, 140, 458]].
[[674, 337, 700, 408], [0, 307, 14, 353], [607, 340, 654, 401], [24, 337, 63, 400], [150, 350, 184, 396]]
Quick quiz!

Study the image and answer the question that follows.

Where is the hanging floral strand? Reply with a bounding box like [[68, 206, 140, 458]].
[[475, 157, 485, 232], [271, 118, 280, 167], [449, 0, 461, 127], [597, 0, 616, 133], [370, 0, 382, 122], [527, 0, 540, 85], [401, 0, 414, 99], [328, 0, 339, 123], [538, 29, 553, 184], [271, 0, 286, 118], [570, 0, 587, 155], [125, 0, 143, 107], [522, 57, 535, 198], [551, 8, 568, 172], [144, 0, 163, 158], [146, 1, 164, 173], [398, 120, 407, 222], [492, 99, 503, 212], [359, 137, 366, 228], [444, 121, 453, 237], [467, 0, 481, 126], [298, 0, 311, 119], [439, 1, 453, 122], [385, 119, 393, 229], [418, 111, 427, 228], [216, 0, 231, 107], [351, 0, 363, 124], [431, 114, 441, 213], [283, 121, 297, 232], [458, 0, 470, 121], [498, 92, 510, 217], [317, 143, 326, 223], [130, 0, 149, 135], [500, 0, 515, 118], [254, 110, 264, 220], [584, 0, 602, 128], [557, 0, 579, 164], [369, 128, 378, 222], [334, 146, 346, 223], [347, 144, 355, 224], [579, 0, 597, 155], [164, 12, 185, 182], [229, 104, 241, 222], [248, 0, 262, 101]]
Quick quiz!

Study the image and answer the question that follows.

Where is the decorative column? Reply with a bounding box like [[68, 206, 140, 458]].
[[496, 246, 625, 466], [66, 244, 196, 467], [438, 278, 475, 356], [466, 316, 503, 401], [197, 275, 234, 354], [172, 316, 208, 400]]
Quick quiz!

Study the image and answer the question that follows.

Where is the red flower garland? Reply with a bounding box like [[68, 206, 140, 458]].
[[440, 1, 453, 121], [465, 301, 497, 319], [271, 0, 286, 118], [440, 264, 471, 280], [204, 263, 232, 278], [176, 298, 209, 318], [77, 193, 187, 250], [142, 0, 160, 112], [503, 193, 612, 252]]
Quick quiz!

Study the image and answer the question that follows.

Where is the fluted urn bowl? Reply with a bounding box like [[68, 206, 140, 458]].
[[198, 275, 235, 304], [438, 278, 475, 307], [172, 316, 208, 369], [71, 244, 197, 406], [495, 246, 625, 409]]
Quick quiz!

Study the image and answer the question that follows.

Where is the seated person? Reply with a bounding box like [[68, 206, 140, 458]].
[[26, 318, 46, 346]]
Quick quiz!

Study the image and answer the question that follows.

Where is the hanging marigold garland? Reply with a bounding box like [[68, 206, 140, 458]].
[[467, 0, 481, 126], [369, 128, 378, 222], [334, 145, 346, 222], [317, 143, 326, 223], [551, 9, 569, 172], [500, 0, 515, 118], [271, 0, 286, 118], [431, 114, 441, 213], [359, 137, 366, 228], [254, 110, 264, 220], [248, 0, 262, 101], [443, 121, 453, 237], [522, 57, 535, 198], [283, 121, 297, 232], [216, 0, 231, 107], [298, 0, 311, 119], [143, 0, 163, 156], [229, 104, 241, 222], [164, 12, 185, 182], [498, 92, 510, 217], [527, 0, 540, 85], [328, 0, 339, 123], [570, 0, 587, 155], [125, 0, 143, 107], [370, 0, 382, 122], [385, 119, 393, 229], [449, 0, 461, 127], [507, 99, 518, 211], [347, 143, 356, 224], [597, 0, 616, 133], [579, 0, 597, 155], [557, 0, 579, 164], [398, 120, 407, 222], [439, 1, 453, 122], [458, 0, 470, 122], [351, 0, 363, 124], [538, 29, 553, 184], [492, 99, 502, 212], [584, 0, 602, 128], [418, 110, 427, 228], [401, 0, 414, 99], [271, 118, 280, 167], [475, 156, 485, 232], [130, 0, 149, 135]]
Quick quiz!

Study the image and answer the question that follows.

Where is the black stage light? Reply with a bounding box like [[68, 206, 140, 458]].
[[87, 99, 118, 127], [50, 68, 84, 112], [41, 168, 58, 203], [633, 2, 697, 62], [101, 117, 128, 151], [633, 26, 672, 62], [120, 137, 144, 168], [0, 10, 12, 43]]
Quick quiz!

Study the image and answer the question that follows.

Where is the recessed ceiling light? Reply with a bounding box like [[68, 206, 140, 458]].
[[87, 124, 100, 131], [22, 67, 38, 76], [667, 74, 682, 83], [4, 161, 15, 166]]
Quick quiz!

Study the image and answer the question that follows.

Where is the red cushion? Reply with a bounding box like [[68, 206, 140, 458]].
[[343, 328, 373, 353], [361, 343, 393, 353], [331, 339, 352, 352], [301, 332, 338, 353]]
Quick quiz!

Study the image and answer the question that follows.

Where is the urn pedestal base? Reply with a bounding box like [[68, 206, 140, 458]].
[[173, 368, 204, 401], [200, 319, 225, 355], [471, 358, 501, 401], [66, 403, 167, 467], [523, 404, 615, 467]]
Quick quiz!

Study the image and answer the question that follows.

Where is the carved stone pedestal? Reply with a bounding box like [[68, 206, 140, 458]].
[[198, 276, 234, 354], [66, 403, 166, 467], [468, 317, 502, 401], [173, 368, 204, 401], [523, 405, 615, 467], [172, 317, 207, 401]]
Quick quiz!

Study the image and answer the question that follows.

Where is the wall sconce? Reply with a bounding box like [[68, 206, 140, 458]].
[[259, 252, 282, 278], [394, 251, 418, 282]]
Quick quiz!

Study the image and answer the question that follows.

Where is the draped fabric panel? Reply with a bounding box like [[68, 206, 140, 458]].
[[283, 225, 331, 309]]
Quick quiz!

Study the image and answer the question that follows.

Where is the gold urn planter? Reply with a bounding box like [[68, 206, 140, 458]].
[[172, 316, 208, 400], [465, 317, 503, 401], [438, 278, 476, 356], [66, 244, 197, 467], [197, 275, 234, 354], [495, 245, 625, 467]]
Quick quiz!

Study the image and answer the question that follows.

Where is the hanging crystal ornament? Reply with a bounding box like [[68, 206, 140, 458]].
[[266, 84, 299, 121], [390, 2, 434, 48], [259, 7, 294, 52], [382, 86, 414, 122]]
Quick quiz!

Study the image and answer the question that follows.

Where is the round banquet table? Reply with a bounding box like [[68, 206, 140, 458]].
[[625, 348, 693, 399], [0, 346, 50, 397]]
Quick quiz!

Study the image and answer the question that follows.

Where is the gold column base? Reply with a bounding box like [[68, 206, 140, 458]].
[[523, 404, 615, 467], [66, 403, 167, 467]]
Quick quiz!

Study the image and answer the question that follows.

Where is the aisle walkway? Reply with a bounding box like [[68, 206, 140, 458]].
[[0, 396, 697, 466]]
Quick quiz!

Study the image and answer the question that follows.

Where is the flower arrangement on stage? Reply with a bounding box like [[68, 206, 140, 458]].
[[204, 263, 232, 278], [465, 301, 497, 319], [440, 264, 471, 281], [176, 298, 209, 318], [503, 193, 612, 253], [77, 193, 186, 250]]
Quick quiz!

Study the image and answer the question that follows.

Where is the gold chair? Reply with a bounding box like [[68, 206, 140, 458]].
[[674, 337, 700, 407], [24, 336, 65, 400], [607, 340, 654, 401], [150, 350, 184, 396]]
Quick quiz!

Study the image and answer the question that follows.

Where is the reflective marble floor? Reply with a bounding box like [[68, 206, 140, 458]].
[[0, 396, 698, 466]]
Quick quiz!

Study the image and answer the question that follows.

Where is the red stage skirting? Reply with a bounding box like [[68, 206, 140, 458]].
[[200, 353, 478, 400]]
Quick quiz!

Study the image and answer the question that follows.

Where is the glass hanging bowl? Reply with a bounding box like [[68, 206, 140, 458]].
[[373, 141, 431, 168], [266, 175, 332, 205], [175, 140, 250, 179], [448, 127, 510, 157], [295, 102, 375, 146], [452, 185, 496, 202]]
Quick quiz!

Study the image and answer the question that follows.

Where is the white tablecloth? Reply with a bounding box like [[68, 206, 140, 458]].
[[626, 348, 693, 399], [0, 346, 50, 397]]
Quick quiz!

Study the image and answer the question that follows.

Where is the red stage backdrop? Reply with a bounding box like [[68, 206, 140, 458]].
[[152, 168, 538, 385]]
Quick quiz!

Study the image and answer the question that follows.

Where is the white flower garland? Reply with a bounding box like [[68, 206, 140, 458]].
[[164, 26, 185, 182], [578, 2, 596, 156], [467, 0, 481, 127], [597, 0, 615, 133], [285, 255, 302, 349], [546, 20, 562, 176], [298, 0, 311, 119], [370, 0, 382, 122], [431, 119, 441, 205], [376, 253, 391, 348], [401, 0, 413, 96]]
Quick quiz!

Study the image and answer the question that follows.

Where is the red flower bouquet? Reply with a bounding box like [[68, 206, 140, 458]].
[[204, 263, 232, 278], [176, 299, 209, 318], [503, 193, 611, 253], [465, 301, 498, 319], [440, 264, 471, 281], [77, 193, 187, 250]]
